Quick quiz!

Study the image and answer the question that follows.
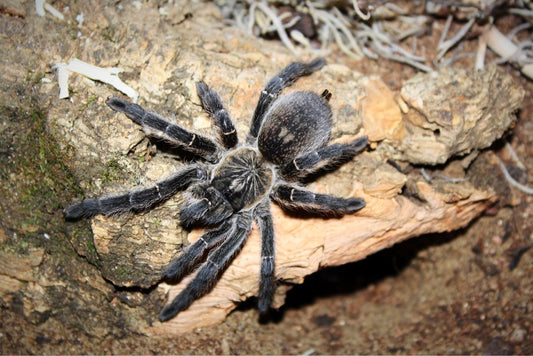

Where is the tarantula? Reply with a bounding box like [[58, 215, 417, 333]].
[[65, 58, 368, 322]]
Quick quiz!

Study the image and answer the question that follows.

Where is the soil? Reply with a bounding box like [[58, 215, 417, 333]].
[[0, 0, 531, 354]]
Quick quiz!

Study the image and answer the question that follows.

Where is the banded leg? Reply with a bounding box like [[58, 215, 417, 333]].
[[107, 97, 218, 159], [196, 81, 238, 148], [159, 211, 253, 322], [248, 58, 326, 139], [281, 136, 368, 178], [163, 219, 234, 283], [255, 201, 275, 313], [272, 184, 365, 215], [64, 166, 204, 219]]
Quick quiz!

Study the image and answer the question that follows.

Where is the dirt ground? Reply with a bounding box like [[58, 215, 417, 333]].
[[0, 0, 531, 354]]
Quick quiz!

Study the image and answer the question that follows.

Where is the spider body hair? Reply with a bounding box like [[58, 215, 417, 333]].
[[210, 148, 274, 211]]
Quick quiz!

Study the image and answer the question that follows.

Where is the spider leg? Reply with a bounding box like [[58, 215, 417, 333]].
[[64, 166, 205, 219], [254, 201, 275, 313], [159, 211, 253, 322], [272, 184, 365, 215], [281, 136, 368, 178], [196, 81, 238, 149], [180, 185, 234, 227], [106, 97, 218, 160], [248, 58, 325, 140], [163, 219, 234, 283]]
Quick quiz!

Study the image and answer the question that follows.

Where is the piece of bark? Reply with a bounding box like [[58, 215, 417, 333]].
[[146, 178, 495, 334], [368, 65, 525, 165]]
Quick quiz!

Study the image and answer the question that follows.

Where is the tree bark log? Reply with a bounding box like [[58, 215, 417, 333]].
[[148, 179, 496, 334]]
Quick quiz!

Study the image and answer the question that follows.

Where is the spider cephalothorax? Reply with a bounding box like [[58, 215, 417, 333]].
[[65, 58, 368, 321]]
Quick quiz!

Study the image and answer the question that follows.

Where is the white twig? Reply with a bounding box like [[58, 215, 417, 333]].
[[497, 157, 533, 195], [508, 8, 533, 17], [35, 0, 64, 20], [439, 41, 476, 68], [358, 23, 432, 72], [352, 0, 371, 20], [35, 0, 45, 16], [44, 2, 64, 20], [255, 1, 299, 56], [331, 7, 364, 57], [505, 142, 526, 170], [476, 26, 488, 70], [421, 169, 466, 183], [494, 40, 533, 65], [247, 2, 257, 35], [507, 22, 531, 41], [309, 5, 363, 59], [281, 14, 301, 30], [421, 168, 433, 182], [56, 64, 70, 99], [384, 15, 428, 41], [484, 25, 533, 79], [384, 2, 406, 15], [437, 17, 475, 60], [57, 59, 139, 101], [437, 15, 453, 52], [290, 30, 311, 50]]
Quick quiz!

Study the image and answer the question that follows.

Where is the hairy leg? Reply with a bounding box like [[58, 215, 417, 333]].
[[248, 58, 325, 140], [255, 201, 275, 313], [281, 136, 368, 178], [107, 97, 218, 159], [196, 81, 238, 149], [272, 184, 365, 215], [163, 219, 234, 283], [159, 211, 253, 322], [64, 166, 205, 219]]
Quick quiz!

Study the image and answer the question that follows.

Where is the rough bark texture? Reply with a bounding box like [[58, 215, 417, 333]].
[[148, 182, 497, 334]]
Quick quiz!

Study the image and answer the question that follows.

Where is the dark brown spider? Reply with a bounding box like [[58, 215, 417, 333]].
[[65, 58, 367, 321]]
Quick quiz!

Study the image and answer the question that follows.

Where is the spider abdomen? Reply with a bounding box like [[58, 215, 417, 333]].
[[258, 91, 332, 166], [211, 148, 273, 211]]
